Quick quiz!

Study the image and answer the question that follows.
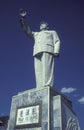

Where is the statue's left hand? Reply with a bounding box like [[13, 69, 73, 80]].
[[54, 53, 59, 57]]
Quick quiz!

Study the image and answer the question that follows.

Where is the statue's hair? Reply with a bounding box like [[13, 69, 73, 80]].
[[40, 21, 48, 26]]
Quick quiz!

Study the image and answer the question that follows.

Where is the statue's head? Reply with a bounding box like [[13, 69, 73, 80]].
[[40, 21, 49, 30]]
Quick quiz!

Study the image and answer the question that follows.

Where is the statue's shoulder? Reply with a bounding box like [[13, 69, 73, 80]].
[[50, 30, 58, 35], [32, 31, 39, 35], [51, 30, 56, 33], [46, 30, 56, 33]]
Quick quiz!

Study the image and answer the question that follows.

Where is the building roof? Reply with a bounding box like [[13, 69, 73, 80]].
[[0, 116, 9, 128]]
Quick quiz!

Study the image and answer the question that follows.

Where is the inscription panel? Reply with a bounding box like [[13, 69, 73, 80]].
[[14, 103, 42, 129]]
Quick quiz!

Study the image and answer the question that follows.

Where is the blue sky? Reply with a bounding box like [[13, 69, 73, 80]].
[[0, 0, 84, 129]]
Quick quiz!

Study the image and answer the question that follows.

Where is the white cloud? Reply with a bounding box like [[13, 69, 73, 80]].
[[61, 87, 77, 94], [78, 97, 84, 104]]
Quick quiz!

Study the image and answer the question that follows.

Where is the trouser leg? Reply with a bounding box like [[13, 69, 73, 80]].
[[42, 52, 54, 87], [34, 54, 43, 88]]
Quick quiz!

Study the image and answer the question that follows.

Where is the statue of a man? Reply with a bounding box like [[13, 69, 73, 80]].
[[19, 9, 60, 88]]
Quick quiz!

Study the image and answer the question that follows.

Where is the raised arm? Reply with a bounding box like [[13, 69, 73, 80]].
[[19, 9, 34, 39]]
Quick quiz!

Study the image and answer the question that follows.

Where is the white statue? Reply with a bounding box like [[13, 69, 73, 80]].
[[19, 9, 60, 88]]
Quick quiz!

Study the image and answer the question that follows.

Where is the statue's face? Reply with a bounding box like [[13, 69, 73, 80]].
[[40, 23, 47, 30]]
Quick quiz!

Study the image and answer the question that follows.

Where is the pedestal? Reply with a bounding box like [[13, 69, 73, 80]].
[[7, 87, 80, 130]]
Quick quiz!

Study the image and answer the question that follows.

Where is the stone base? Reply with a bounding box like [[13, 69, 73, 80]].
[[7, 87, 80, 130]]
